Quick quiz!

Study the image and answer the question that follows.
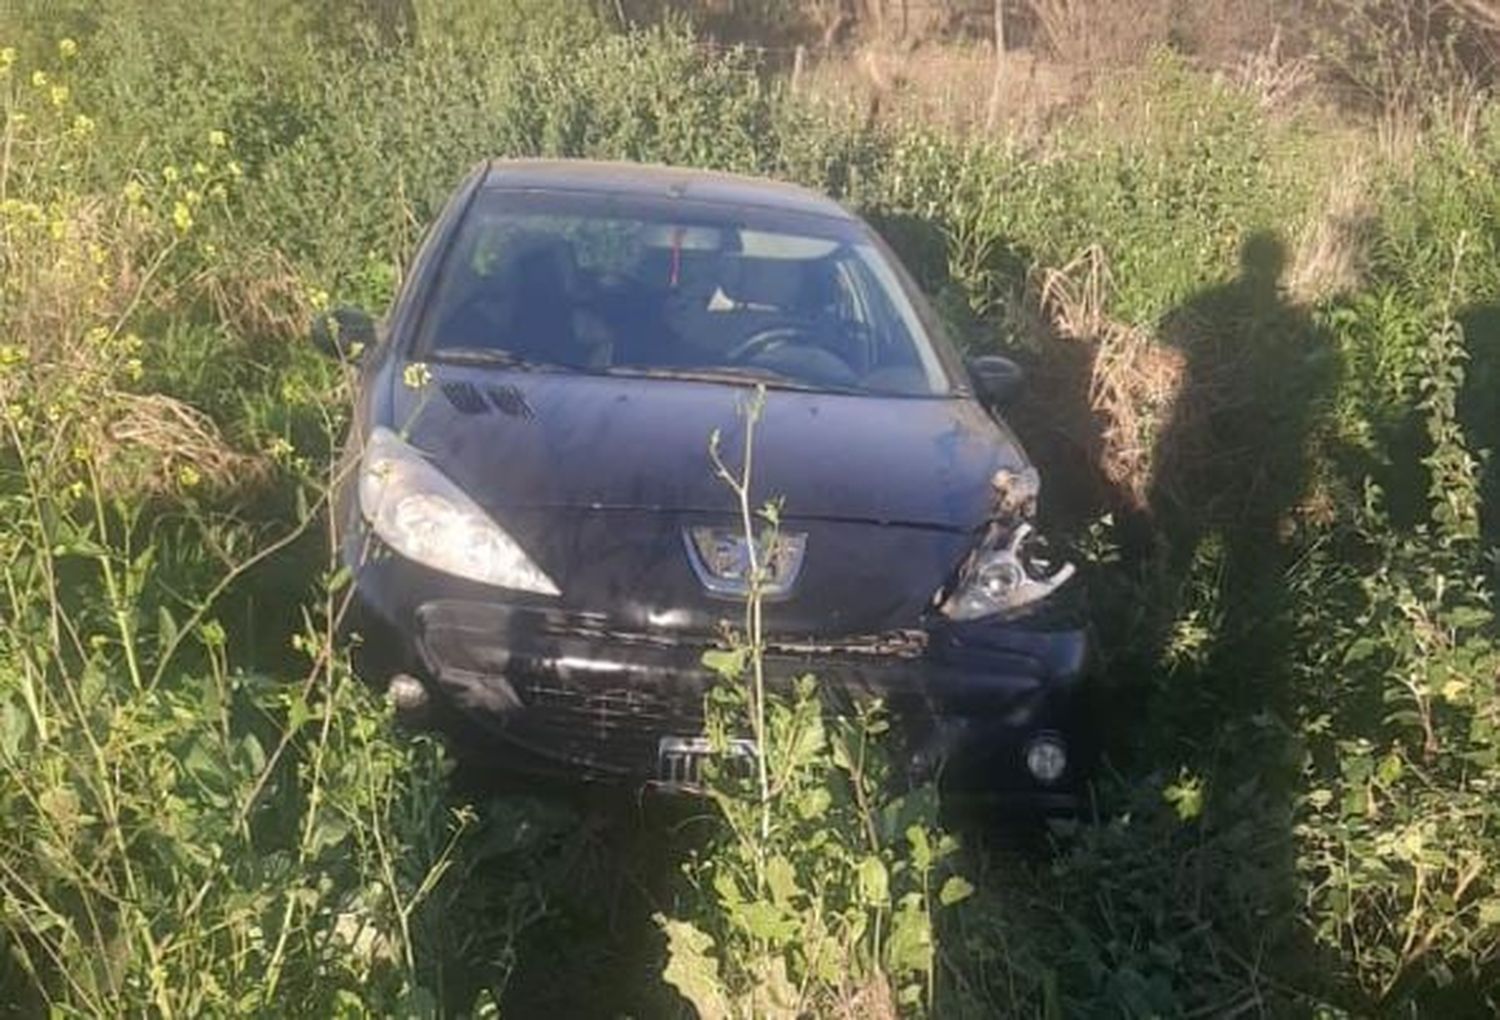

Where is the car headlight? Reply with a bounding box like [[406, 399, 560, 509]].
[[940, 522, 1075, 622], [357, 426, 559, 595]]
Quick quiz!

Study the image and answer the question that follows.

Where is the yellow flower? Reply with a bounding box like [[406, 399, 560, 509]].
[[183, 188, 201, 207], [177, 464, 201, 489], [71, 113, 94, 135], [48, 218, 66, 240], [49, 84, 68, 107], [30, 70, 47, 88], [123, 180, 144, 204], [402, 362, 432, 390], [192, 161, 209, 177], [162, 164, 179, 183], [308, 288, 330, 311], [125, 358, 143, 381], [58, 38, 78, 59], [208, 129, 227, 147], [227, 160, 242, 179], [171, 201, 192, 233], [0, 47, 15, 75]]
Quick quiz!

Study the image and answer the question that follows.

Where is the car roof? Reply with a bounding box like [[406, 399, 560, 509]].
[[481, 159, 855, 222]]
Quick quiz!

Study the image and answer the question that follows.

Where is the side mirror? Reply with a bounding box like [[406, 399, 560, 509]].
[[967, 354, 1025, 408], [311, 306, 377, 361]]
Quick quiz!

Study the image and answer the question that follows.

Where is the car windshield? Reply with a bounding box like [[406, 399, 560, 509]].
[[415, 189, 953, 396]]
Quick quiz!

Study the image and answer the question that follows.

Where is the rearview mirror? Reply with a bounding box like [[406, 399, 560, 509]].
[[311, 306, 376, 361], [967, 355, 1025, 408]]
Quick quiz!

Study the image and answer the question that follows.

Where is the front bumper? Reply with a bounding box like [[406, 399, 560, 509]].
[[347, 554, 1094, 796]]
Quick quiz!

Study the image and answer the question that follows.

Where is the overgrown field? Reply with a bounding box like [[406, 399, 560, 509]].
[[3, 1, 1500, 1015]]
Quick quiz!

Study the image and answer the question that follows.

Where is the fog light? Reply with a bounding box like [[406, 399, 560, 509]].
[[386, 673, 429, 715], [1025, 735, 1068, 785]]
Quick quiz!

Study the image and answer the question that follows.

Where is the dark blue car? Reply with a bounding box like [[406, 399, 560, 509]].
[[325, 159, 1090, 803]]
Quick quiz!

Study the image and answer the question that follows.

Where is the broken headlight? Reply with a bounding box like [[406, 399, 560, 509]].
[[358, 427, 559, 595], [940, 522, 1076, 622]]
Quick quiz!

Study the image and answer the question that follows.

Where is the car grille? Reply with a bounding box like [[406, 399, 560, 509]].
[[505, 678, 703, 776]]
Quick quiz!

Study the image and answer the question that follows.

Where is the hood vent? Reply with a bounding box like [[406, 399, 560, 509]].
[[440, 381, 534, 420]]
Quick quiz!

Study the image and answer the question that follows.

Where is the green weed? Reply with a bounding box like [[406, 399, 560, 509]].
[[1, 6, 1499, 1016]]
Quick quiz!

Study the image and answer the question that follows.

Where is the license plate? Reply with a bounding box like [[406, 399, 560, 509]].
[[654, 735, 756, 792]]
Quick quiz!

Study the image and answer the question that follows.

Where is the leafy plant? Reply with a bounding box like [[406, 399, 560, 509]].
[[0, 40, 552, 1015], [1294, 241, 1500, 1008], [655, 390, 971, 1018]]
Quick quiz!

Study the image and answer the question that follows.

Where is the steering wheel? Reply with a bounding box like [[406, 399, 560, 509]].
[[725, 322, 821, 364]]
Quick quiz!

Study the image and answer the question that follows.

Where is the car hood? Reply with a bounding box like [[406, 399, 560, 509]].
[[391, 364, 1028, 531]]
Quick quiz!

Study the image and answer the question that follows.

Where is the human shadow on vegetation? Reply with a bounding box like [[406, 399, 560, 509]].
[[1147, 232, 1335, 607], [949, 228, 1348, 1011], [1457, 302, 1500, 549], [1104, 231, 1342, 1008]]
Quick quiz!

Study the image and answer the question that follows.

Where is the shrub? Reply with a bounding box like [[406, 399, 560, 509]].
[[1293, 252, 1500, 1008]]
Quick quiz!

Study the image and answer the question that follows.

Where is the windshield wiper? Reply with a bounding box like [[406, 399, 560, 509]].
[[602, 364, 861, 394], [430, 346, 556, 370]]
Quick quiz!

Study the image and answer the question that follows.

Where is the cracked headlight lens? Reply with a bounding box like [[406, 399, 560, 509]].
[[358, 426, 559, 595], [940, 522, 1075, 621]]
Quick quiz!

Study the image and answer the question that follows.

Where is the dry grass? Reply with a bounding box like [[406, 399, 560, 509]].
[[0, 199, 142, 403], [1229, 26, 1317, 111], [103, 392, 266, 495], [1029, 245, 1185, 510], [802, 41, 1088, 136], [199, 250, 314, 343], [796, 0, 1309, 138], [1375, 79, 1488, 169], [1026, 246, 1212, 510], [1024, 0, 1176, 69], [1287, 156, 1376, 302], [1, 200, 265, 496], [835, 971, 898, 1020]]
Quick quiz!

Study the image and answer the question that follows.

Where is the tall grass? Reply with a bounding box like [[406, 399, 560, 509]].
[[2, 4, 1498, 1015]]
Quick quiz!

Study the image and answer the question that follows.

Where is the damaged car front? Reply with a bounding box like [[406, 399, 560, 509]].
[[326, 159, 1093, 804]]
